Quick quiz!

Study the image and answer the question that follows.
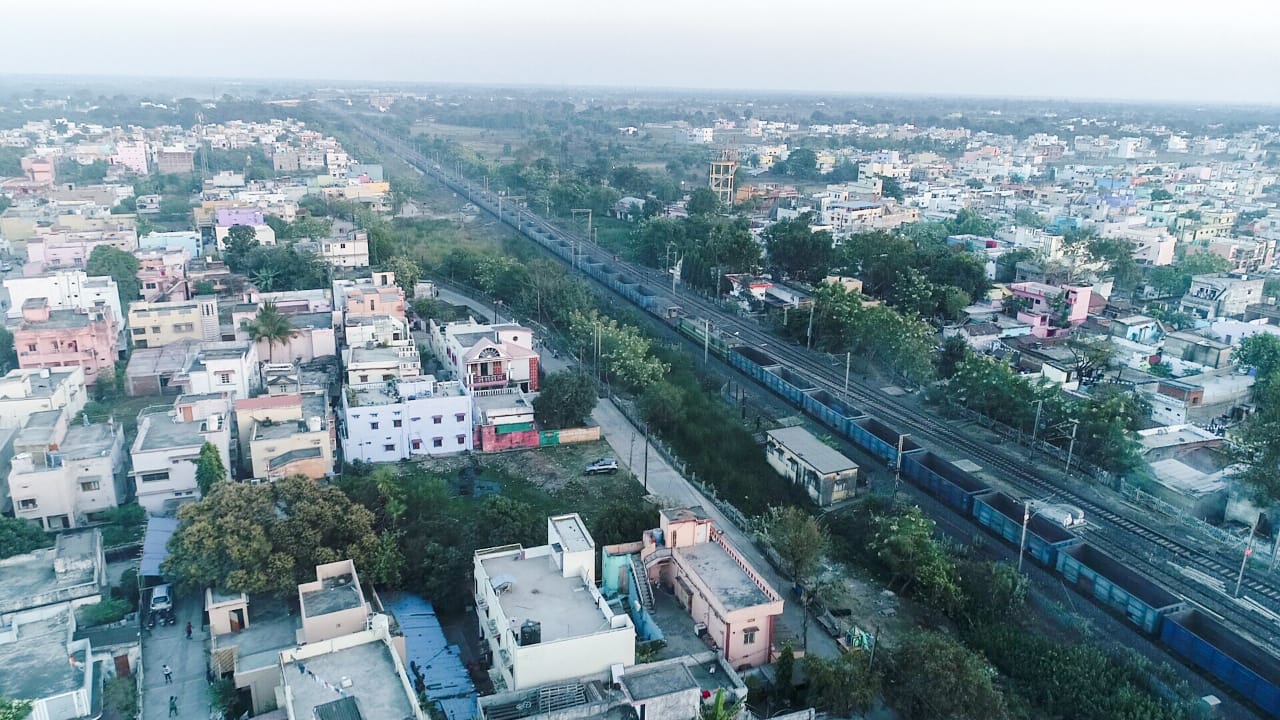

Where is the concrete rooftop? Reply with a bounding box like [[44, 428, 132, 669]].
[[551, 515, 593, 554], [0, 610, 85, 700], [0, 536, 100, 615], [678, 542, 770, 612], [284, 640, 416, 720], [622, 663, 698, 701], [219, 595, 300, 672], [767, 426, 858, 475], [301, 574, 363, 618], [137, 410, 215, 451], [481, 553, 609, 643]]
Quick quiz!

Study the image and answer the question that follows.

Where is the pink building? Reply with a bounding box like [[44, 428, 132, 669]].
[[641, 507, 784, 670], [215, 208, 265, 228], [111, 142, 149, 175], [335, 271, 406, 320], [20, 157, 55, 185], [14, 299, 119, 386], [1010, 281, 1091, 338], [135, 249, 190, 301], [26, 227, 138, 274]]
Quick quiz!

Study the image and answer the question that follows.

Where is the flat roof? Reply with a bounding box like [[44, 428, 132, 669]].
[[0, 368, 79, 399], [766, 426, 858, 475], [480, 552, 609, 643], [0, 536, 99, 614], [57, 423, 117, 461], [284, 639, 417, 720], [623, 663, 698, 701], [551, 515, 593, 554], [1149, 458, 1229, 496], [1138, 424, 1220, 451], [301, 573, 363, 617], [137, 410, 213, 451], [678, 541, 770, 612], [0, 610, 86, 699], [228, 598, 302, 671]]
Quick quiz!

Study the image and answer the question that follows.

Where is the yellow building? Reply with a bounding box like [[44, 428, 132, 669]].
[[127, 296, 220, 349]]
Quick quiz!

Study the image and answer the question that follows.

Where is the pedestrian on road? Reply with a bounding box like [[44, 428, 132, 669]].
[[162, 664, 172, 684], [169, 696, 178, 717], [185, 622, 193, 639]]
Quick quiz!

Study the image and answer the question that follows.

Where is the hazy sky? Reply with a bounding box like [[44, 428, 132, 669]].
[[6, 0, 1279, 104]]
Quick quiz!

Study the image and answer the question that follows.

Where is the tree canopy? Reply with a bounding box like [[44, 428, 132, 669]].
[[764, 212, 834, 283], [532, 370, 598, 429], [85, 245, 141, 309], [0, 515, 53, 560], [241, 302, 298, 363], [887, 630, 1009, 720], [195, 442, 228, 495]]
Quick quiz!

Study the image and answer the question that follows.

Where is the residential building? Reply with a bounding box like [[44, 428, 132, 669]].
[[342, 375, 471, 462], [1008, 281, 1091, 337], [765, 427, 857, 506], [213, 207, 277, 250], [0, 367, 87, 430], [14, 299, 119, 386], [9, 409, 125, 529], [474, 514, 636, 691], [334, 271, 406, 320], [0, 604, 100, 720], [1142, 368, 1255, 425], [1179, 273, 1266, 320], [175, 341, 261, 399], [300, 229, 370, 268], [138, 230, 202, 257], [232, 306, 336, 363], [154, 147, 194, 175], [0, 529, 106, 617], [208, 560, 425, 719], [430, 319, 540, 392], [135, 247, 190, 301], [344, 314, 411, 348], [26, 225, 138, 273], [640, 507, 784, 670], [343, 341, 422, 385], [1206, 238, 1274, 273], [1163, 331, 1234, 369], [127, 296, 220, 348], [111, 141, 148, 174], [4, 269, 124, 330], [131, 393, 232, 515], [124, 341, 200, 397], [472, 387, 540, 452], [245, 393, 334, 480], [21, 156, 55, 184]]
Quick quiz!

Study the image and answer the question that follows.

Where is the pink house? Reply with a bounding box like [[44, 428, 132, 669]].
[[135, 249, 190, 301], [14, 298, 119, 386], [1010, 281, 1091, 338], [26, 228, 139, 274], [641, 507, 784, 670]]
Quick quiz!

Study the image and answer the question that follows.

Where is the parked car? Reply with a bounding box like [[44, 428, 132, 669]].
[[584, 457, 619, 476], [149, 583, 173, 613]]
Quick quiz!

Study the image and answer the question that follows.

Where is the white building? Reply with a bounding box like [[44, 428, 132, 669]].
[[429, 319, 540, 393], [341, 376, 472, 462], [178, 341, 262, 400], [8, 409, 125, 529], [343, 343, 421, 386], [4, 270, 123, 331], [0, 367, 87, 430], [131, 393, 232, 515], [474, 514, 635, 692], [0, 604, 97, 720], [305, 229, 370, 269]]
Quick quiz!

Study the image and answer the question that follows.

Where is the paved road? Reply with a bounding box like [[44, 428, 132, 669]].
[[140, 591, 212, 719], [592, 399, 841, 659]]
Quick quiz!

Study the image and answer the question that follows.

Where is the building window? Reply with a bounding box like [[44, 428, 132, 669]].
[[140, 472, 169, 483], [359, 374, 368, 383], [432, 415, 442, 424], [370, 422, 380, 430], [454, 413, 465, 422], [456, 434, 466, 445], [218, 372, 233, 384], [132, 328, 147, 336], [80, 480, 100, 492], [151, 326, 161, 333], [393, 419, 403, 428], [411, 439, 422, 450], [17, 498, 36, 510], [743, 628, 758, 645], [432, 437, 443, 448], [173, 323, 194, 332], [26, 344, 36, 353], [383, 444, 395, 451]]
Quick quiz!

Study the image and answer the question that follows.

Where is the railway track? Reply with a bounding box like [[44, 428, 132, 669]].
[[344, 112, 1280, 643]]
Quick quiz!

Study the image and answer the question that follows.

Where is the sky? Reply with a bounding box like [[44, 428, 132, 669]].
[[5, 0, 1280, 104]]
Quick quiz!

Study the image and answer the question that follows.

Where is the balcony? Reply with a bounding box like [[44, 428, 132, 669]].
[[469, 372, 508, 388]]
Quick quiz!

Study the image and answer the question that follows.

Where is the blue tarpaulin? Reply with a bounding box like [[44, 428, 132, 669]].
[[140, 516, 180, 577], [381, 593, 478, 720]]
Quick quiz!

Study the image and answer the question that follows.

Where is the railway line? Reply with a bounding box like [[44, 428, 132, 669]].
[[343, 113, 1280, 648]]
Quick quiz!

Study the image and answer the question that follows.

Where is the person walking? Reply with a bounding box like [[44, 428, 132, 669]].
[[169, 696, 178, 717], [185, 622, 193, 640], [162, 664, 172, 684]]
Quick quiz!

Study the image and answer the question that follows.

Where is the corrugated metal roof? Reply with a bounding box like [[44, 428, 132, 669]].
[[381, 593, 478, 720], [140, 516, 180, 577]]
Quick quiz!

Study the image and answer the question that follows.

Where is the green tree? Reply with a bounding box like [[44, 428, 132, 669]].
[[936, 335, 973, 379], [85, 245, 141, 308], [195, 442, 228, 495], [1013, 207, 1046, 228], [0, 698, 33, 720], [0, 515, 53, 560], [759, 507, 828, 650], [532, 370, 598, 429], [866, 506, 957, 607], [638, 381, 685, 433], [700, 689, 744, 720], [1150, 188, 1173, 201], [945, 208, 997, 237], [1065, 335, 1115, 385], [1231, 374, 1280, 504], [887, 630, 1009, 720], [878, 175, 905, 201], [1086, 236, 1141, 289], [0, 328, 16, 374], [164, 475, 399, 595], [772, 643, 796, 706], [764, 212, 834, 283], [1234, 333, 1280, 386], [568, 310, 669, 390], [777, 148, 819, 179], [241, 301, 298, 363], [805, 649, 879, 716], [223, 224, 259, 271], [686, 187, 721, 216], [384, 255, 422, 298]]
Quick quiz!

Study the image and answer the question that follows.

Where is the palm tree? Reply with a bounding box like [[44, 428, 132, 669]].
[[700, 689, 743, 720], [242, 301, 298, 362]]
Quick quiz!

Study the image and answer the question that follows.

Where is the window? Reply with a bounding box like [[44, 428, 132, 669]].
[[383, 444, 395, 451], [393, 419, 402, 428], [455, 413, 465, 422], [151, 326, 161, 333], [139, 472, 169, 483], [80, 480, 100, 492], [432, 437, 443, 448], [411, 439, 422, 450], [217, 372, 233, 384], [173, 323, 194, 332], [132, 328, 147, 336], [26, 344, 36, 353], [432, 415, 442, 424], [456, 434, 466, 445], [359, 374, 368, 383], [370, 422, 380, 430], [743, 627, 759, 645], [17, 498, 37, 510]]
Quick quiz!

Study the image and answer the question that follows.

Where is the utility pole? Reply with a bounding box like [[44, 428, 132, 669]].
[[892, 434, 909, 502], [806, 303, 815, 350], [1064, 420, 1079, 478], [642, 424, 650, 491], [704, 319, 711, 365], [1237, 514, 1261, 597], [844, 352, 851, 395], [1018, 500, 1032, 573], [1030, 399, 1044, 443]]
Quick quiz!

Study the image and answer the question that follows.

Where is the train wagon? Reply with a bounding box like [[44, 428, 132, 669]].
[[971, 491, 1081, 567], [849, 417, 922, 465], [760, 365, 817, 406], [900, 451, 988, 514], [1057, 544, 1186, 634], [802, 388, 868, 437], [1161, 609, 1280, 718], [730, 346, 781, 375]]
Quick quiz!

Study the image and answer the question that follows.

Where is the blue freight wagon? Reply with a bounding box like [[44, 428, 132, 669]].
[[852, 417, 922, 466], [634, 285, 658, 310], [1161, 609, 1280, 718], [802, 389, 868, 436], [972, 491, 1081, 567], [899, 451, 988, 514], [1057, 544, 1186, 634], [730, 347, 781, 376], [760, 366, 816, 405]]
